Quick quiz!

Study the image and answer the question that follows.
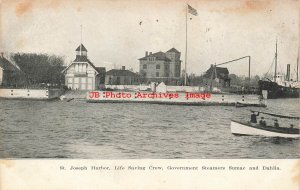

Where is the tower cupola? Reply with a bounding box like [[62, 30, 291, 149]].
[[76, 44, 87, 57]]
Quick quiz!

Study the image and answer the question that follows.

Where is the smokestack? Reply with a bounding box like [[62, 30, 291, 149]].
[[286, 64, 290, 81], [122, 66, 125, 70], [145, 51, 148, 56], [0, 52, 3, 58], [150, 52, 152, 55]]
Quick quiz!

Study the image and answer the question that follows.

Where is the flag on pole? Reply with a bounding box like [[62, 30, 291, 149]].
[[188, 4, 198, 16]]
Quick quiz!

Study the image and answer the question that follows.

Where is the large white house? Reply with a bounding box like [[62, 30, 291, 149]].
[[62, 44, 105, 90]]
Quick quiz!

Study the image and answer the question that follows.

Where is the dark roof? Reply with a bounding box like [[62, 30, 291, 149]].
[[73, 55, 89, 62], [106, 69, 137, 77], [95, 67, 106, 74], [139, 51, 171, 61], [0, 56, 19, 72], [166, 48, 180, 53], [72, 55, 105, 75], [75, 44, 87, 52], [205, 65, 229, 79]]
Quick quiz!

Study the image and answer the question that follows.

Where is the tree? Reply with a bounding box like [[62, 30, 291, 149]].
[[10, 53, 65, 87]]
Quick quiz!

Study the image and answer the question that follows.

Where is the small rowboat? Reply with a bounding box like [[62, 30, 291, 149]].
[[230, 120, 300, 138], [235, 102, 248, 108]]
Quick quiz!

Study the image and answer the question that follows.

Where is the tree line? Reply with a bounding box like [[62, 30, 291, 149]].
[[10, 53, 65, 87]]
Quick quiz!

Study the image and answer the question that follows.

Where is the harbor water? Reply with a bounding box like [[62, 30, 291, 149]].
[[0, 98, 299, 159]]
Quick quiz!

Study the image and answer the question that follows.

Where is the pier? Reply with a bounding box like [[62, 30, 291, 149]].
[[86, 91, 266, 107]]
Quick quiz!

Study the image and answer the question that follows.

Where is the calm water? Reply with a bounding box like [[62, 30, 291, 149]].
[[0, 98, 299, 159]]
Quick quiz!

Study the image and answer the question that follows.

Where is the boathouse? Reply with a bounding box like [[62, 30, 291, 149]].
[[204, 65, 231, 87], [105, 66, 138, 85], [0, 53, 24, 87], [62, 44, 105, 90]]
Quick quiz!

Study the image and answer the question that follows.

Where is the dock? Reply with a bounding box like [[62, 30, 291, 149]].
[[86, 91, 266, 107]]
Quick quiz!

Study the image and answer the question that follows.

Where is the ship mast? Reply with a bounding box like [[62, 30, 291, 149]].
[[297, 47, 299, 81], [274, 40, 278, 82]]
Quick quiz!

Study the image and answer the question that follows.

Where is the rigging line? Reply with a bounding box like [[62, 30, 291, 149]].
[[216, 56, 249, 66], [265, 56, 275, 76]]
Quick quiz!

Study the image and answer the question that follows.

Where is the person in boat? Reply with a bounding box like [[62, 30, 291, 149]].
[[250, 111, 259, 123], [274, 119, 279, 128], [290, 124, 294, 128], [259, 117, 266, 127]]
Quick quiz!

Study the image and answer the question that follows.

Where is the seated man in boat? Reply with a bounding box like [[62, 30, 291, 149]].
[[274, 119, 279, 128], [259, 117, 266, 127], [290, 124, 294, 128], [250, 111, 259, 123]]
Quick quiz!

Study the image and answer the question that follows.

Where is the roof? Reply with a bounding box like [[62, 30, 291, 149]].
[[205, 65, 230, 79], [106, 69, 137, 77], [62, 55, 105, 75], [75, 44, 87, 52], [0, 56, 20, 72], [95, 67, 106, 74], [166, 48, 180, 53], [73, 55, 89, 62], [139, 51, 171, 61]]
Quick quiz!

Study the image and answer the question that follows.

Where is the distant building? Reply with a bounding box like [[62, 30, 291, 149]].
[[62, 44, 106, 90], [139, 48, 181, 84], [105, 66, 138, 85], [204, 65, 231, 87], [0, 53, 24, 87]]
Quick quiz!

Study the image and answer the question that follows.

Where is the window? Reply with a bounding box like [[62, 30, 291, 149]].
[[156, 64, 160, 69], [156, 72, 159, 77], [147, 57, 155, 61], [143, 64, 147, 69], [75, 64, 79, 72]]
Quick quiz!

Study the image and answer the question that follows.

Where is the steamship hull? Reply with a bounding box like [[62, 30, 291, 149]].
[[258, 80, 300, 99]]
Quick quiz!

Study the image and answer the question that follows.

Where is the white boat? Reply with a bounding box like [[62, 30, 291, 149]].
[[231, 120, 300, 138]]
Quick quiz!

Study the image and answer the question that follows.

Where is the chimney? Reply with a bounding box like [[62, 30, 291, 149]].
[[145, 51, 148, 56], [122, 66, 125, 70], [150, 52, 152, 55], [286, 64, 290, 81], [0, 52, 3, 58]]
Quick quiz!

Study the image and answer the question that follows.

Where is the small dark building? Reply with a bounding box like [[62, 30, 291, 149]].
[[204, 65, 231, 87], [105, 66, 138, 85], [0, 53, 25, 87], [95, 67, 106, 84]]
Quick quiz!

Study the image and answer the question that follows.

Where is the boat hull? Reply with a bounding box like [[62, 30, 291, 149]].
[[258, 80, 300, 99], [230, 120, 300, 138]]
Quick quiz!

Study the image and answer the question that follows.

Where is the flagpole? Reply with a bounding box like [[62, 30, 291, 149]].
[[80, 25, 82, 55], [184, 3, 188, 86]]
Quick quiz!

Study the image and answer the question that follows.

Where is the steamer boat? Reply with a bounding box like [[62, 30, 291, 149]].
[[258, 42, 300, 99]]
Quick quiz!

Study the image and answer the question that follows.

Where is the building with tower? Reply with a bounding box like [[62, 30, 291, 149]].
[[62, 44, 105, 90], [139, 48, 181, 84]]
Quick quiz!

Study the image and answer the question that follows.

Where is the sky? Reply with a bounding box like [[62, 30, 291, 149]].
[[1, 0, 299, 78]]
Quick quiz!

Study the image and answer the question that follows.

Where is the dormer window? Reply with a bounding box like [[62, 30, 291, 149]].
[[147, 57, 155, 61]]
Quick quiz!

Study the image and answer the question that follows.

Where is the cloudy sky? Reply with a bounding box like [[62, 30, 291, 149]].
[[1, 0, 299, 78]]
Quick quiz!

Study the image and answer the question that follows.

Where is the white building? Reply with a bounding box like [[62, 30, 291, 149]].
[[62, 44, 105, 90]]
